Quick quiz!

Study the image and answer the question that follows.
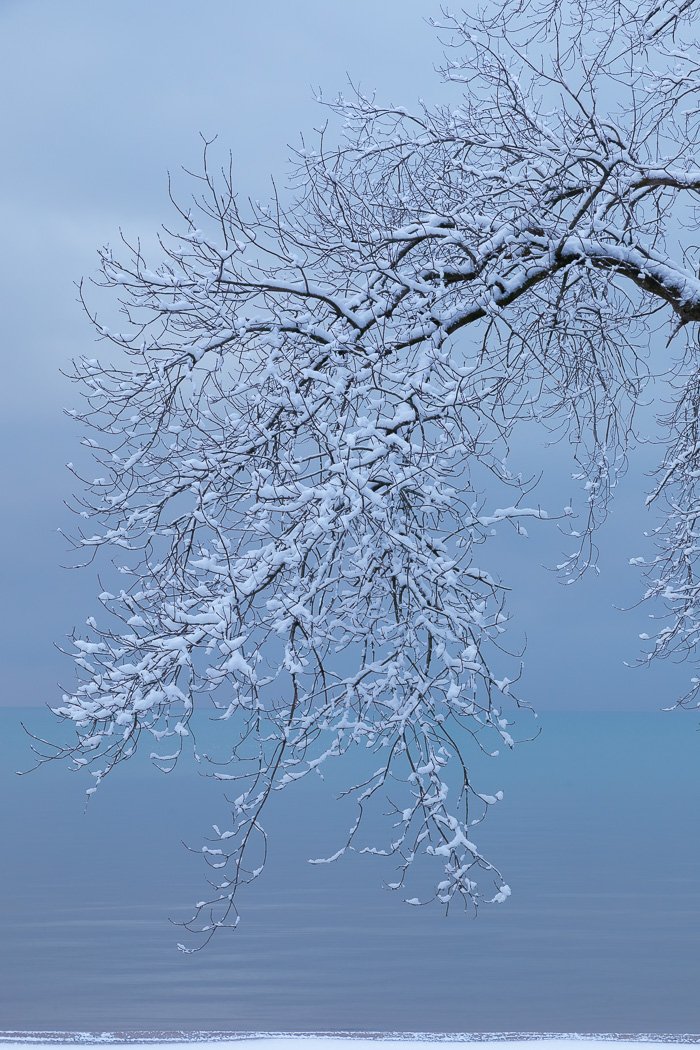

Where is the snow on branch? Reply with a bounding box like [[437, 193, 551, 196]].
[[43, 0, 700, 945]]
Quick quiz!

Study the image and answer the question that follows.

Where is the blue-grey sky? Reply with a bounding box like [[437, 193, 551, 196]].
[[0, 0, 690, 710]]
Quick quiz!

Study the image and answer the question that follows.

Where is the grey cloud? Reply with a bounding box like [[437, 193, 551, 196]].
[[0, 0, 685, 708]]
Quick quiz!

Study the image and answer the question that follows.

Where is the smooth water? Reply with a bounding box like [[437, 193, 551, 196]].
[[1, 709, 699, 1034]]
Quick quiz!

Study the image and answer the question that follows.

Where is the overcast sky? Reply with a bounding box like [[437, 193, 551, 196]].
[[0, 0, 690, 711]]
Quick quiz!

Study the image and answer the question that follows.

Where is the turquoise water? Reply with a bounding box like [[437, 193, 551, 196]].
[[1, 710, 699, 1033]]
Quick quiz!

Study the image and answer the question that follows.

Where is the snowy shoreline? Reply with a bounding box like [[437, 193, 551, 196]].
[[1, 1037, 699, 1048]]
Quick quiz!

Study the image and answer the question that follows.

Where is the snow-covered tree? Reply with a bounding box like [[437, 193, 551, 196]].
[[45, 0, 700, 944]]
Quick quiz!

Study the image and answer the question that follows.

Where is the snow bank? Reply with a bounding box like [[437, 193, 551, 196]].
[[0, 1037, 699, 1050]]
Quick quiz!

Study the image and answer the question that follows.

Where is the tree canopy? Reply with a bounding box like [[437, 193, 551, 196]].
[[45, 0, 700, 945]]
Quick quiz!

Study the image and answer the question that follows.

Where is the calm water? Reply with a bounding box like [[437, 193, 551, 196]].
[[1, 709, 699, 1034]]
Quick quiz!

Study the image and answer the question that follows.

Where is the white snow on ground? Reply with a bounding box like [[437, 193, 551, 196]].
[[0, 1038, 698, 1050]]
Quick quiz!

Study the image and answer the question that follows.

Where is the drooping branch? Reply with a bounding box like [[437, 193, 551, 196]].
[[44, 0, 700, 946]]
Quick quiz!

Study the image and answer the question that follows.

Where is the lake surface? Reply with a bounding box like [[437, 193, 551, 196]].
[[1, 709, 699, 1034]]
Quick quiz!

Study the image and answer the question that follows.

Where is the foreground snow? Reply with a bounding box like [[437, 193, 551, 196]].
[[0, 1037, 698, 1048]]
